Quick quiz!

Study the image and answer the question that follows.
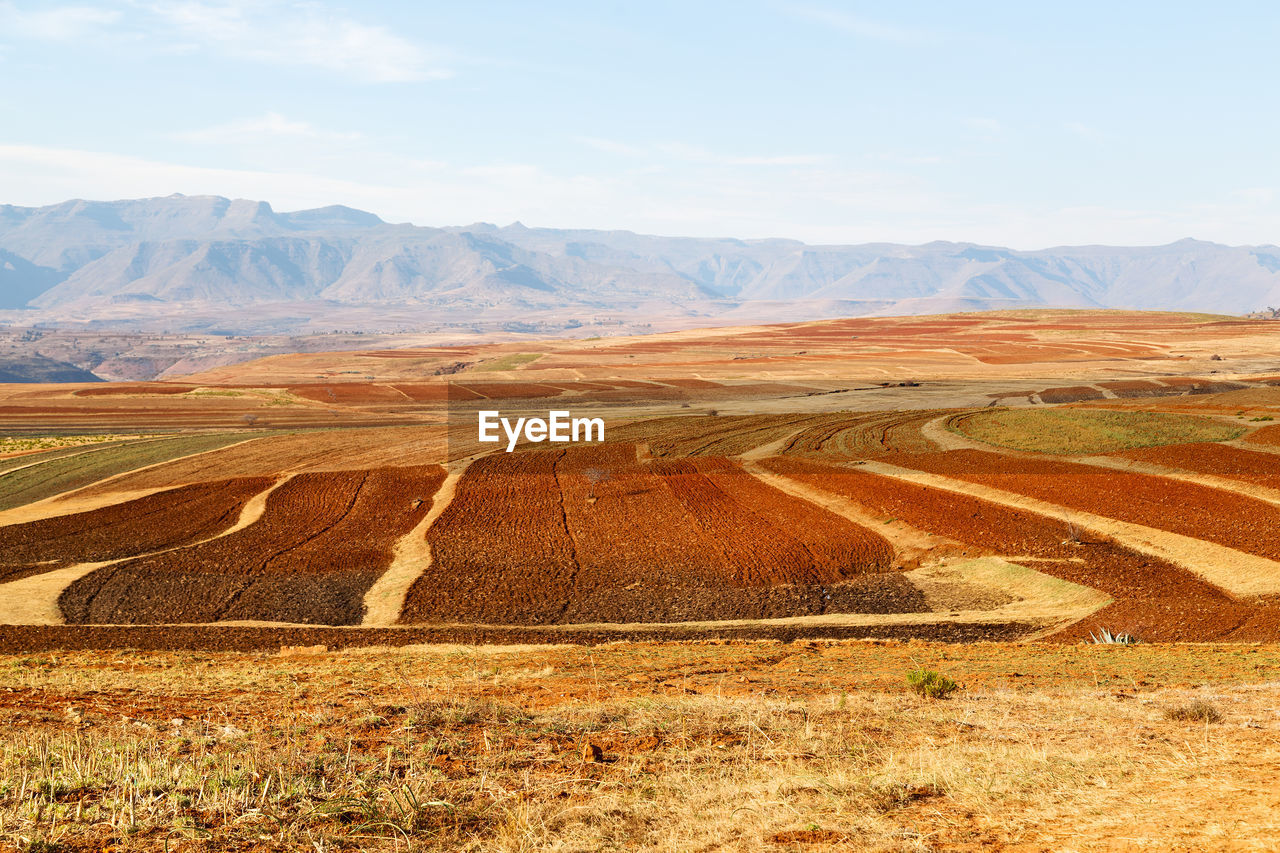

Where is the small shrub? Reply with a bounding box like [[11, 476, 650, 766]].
[[906, 668, 957, 699], [1165, 700, 1223, 724]]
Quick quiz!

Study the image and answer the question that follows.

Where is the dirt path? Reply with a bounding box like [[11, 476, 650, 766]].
[[858, 460, 1280, 598], [738, 430, 802, 460], [0, 474, 293, 626], [919, 414, 994, 452], [361, 455, 479, 626], [742, 459, 952, 564]]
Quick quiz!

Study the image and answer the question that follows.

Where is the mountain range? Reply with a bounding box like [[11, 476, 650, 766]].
[[3, 194, 1280, 334]]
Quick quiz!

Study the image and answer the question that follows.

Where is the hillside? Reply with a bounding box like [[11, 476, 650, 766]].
[[3, 196, 1280, 334]]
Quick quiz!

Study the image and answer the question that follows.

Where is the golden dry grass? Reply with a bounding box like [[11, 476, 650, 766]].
[[1, 642, 1279, 852]]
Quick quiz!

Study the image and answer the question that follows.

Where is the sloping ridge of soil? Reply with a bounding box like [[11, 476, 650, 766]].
[[859, 460, 1280, 598], [0, 475, 291, 626], [60, 466, 445, 626]]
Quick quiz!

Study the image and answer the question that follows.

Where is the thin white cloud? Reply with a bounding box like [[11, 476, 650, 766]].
[[579, 137, 827, 168], [1063, 121, 1106, 143], [787, 4, 933, 43], [147, 1, 449, 82], [173, 113, 363, 144], [0, 2, 121, 40]]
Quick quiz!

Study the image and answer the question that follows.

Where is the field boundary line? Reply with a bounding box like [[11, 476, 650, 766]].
[[0, 474, 291, 625], [362, 458, 473, 626], [859, 460, 1280, 598]]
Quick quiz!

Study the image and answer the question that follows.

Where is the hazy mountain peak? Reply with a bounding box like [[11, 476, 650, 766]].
[[2, 195, 1279, 334]]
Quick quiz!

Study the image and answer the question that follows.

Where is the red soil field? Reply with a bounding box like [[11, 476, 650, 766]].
[[74, 384, 197, 397], [1246, 425, 1280, 447], [392, 383, 482, 401], [0, 477, 273, 583], [1113, 442, 1280, 490], [883, 450, 1280, 564], [761, 457, 1280, 641], [452, 383, 566, 399], [60, 465, 445, 625], [401, 445, 900, 626], [288, 384, 410, 404]]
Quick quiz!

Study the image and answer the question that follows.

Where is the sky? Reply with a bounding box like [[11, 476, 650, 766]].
[[1, 1, 1279, 249]]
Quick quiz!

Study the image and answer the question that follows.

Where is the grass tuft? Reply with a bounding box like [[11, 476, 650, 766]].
[[905, 668, 958, 699], [1164, 699, 1224, 724]]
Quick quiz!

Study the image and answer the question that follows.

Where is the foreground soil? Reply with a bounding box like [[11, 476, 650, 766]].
[[1, 641, 1278, 852]]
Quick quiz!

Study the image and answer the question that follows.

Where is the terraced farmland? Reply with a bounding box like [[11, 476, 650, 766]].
[[885, 449, 1280, 564], [0, 477, 273, 583], [760, 456, 1280, 642], [401, 444, 900, 625], [60, 465, 445, 625]]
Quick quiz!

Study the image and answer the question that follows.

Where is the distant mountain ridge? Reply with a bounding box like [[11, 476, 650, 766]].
[[2, 194, 1279, 333]]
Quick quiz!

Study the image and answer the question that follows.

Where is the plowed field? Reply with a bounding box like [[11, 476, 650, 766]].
[[1113, 442, 1280, 489], [782, 410, 949, 457], [760, 457, 1280, 641], [400, 445, 898, 625], [0, 477, 273, 583], [884, 449, 1280, 563], [60, 465, 445, 625]]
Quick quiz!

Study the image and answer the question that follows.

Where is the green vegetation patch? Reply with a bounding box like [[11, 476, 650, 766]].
[[0, 433, 248, 511], [475, 352, 543, 372], [0, 436, 146, 476], [951, 408, 1244, 455]]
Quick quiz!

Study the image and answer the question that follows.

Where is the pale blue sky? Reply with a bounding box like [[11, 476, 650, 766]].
[[1, 1, 1278, 247]]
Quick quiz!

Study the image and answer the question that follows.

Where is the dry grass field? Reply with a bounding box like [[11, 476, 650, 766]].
[[4, 309, 1280, 850], [1, 643, 1279, 853]]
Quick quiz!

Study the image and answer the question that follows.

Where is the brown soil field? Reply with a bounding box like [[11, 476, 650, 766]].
[[884, 449, 1280, 566], [1036, 384, 1103, 403], [1245, 423, 1280, 446], [0, 477, 273, 583], [610, 413, 829, 457], [73, 383, 197, 396], [760, 456, 1280, 642], [60, 465, 445, 625], [782, 409, 951, 457], [287, 383, 412, 404], [1113, 441, 1280, 489], [1097, 378, 1180, 397], [401, 445, 898, 626]]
